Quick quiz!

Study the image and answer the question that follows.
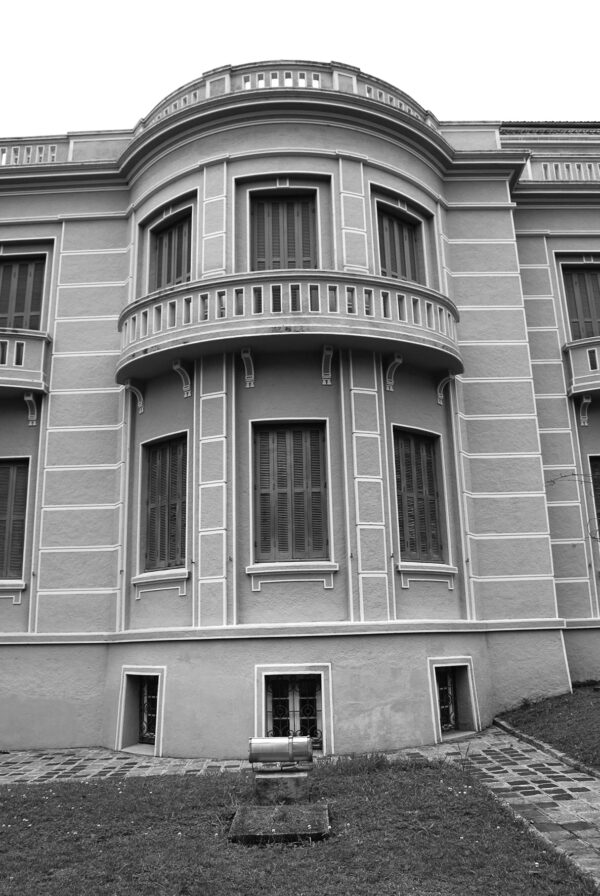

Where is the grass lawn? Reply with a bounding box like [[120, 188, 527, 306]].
[[500, 683, 600, 769], [1, 755, 597, 896]]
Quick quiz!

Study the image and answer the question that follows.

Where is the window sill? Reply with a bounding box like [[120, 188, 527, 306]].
[[132, 569, 189, 586], [246, 561, 339, 592], [0, 580, 26, 592], [397, 563, 458, 591], [0, 580, 26, 605]]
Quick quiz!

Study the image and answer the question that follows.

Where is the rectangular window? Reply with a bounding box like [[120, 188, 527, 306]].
[[145, 435, 187, 571], [394, 430, 443, 562], [0, 256, 45, 329], [563, 267, 600, 340], [251, 194, 317, 270], [266, 674, 323, 749], [378, 207, 423, 284], [254, 423, 328, 562], [0, 459, 28, 579], [151, 213, 191, 290]]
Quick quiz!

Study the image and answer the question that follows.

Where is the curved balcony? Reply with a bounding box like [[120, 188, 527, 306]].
[[0, 330, 51, 395], [116, 272, 462, 384], [564, 338, 600, 396]]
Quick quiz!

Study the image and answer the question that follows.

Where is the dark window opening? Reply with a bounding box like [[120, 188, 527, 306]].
[[254, 423, 328, 562], [251, 194, 317, 270], [266, 674, 323, 749], [394, 430, 443, 563], [151, 213, 191, 290], [436, 667, 458, 731], [563, 266, 600, 340], [590, 456, 600, 538], [378, 207, 424, 284], [145, 435, 187, 571], [0, 459, 28, 579], [139, 676, 158, 745], [434, 665, 476, 737], [0, 256, 45, 329]]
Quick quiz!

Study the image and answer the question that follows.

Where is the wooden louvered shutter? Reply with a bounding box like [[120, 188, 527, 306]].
[[167, 438, 186, 566], [0, 258, 44, 329], [251, 195, 316, 271], [378, 209, 422, 284], [145, 437, 186, 570], [0, 460, 28, 579], [564, 268, 600, 340], [255, 425, 327, 562], [153, 215, 191, 289], [591, 457, 600, 537], [395, 431, 442, 562]]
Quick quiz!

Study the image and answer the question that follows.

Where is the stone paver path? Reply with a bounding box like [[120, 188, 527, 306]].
[[2, 726, 600, 889]]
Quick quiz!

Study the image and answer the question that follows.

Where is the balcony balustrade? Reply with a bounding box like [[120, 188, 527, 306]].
[[116, 271, 462, 383], [564, 338, 600, 397], [0, 331, 51, 394]]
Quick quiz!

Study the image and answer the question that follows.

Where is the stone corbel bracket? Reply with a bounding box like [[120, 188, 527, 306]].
[[23, 392, 38, 426], [241, 348, 255, 388], [125, 380, 145, 414], [321, 345, 333, 385], [385, 354, 403, 391], [580, 393, 592, 426], [173, 360, 192, 398], [437, 373, 455, 406]]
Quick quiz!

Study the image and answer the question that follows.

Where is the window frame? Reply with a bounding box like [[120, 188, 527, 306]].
[[0, 457, 29, 581], [142, 197, 194, 295], [376, 197, 426, 285], [561, 261, 600, 341], [250, 189, 318, 271], [252, 420, 329, 564], [393, 427, 444, 564], [142, 433, 188, 573], [255, 663, 333, 754], [0, 244, 49, 331], [235, 176, 332, 273]]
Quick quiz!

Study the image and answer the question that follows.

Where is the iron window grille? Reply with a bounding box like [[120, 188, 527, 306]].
[[254, 423, 328, 563], [139, 676, 158, 745], [144, 435, 187, 571], [265, 674, 323, 749], [0, 256, 45, 329], [0, 459, 28, 579], [394, 429, 443, 563]]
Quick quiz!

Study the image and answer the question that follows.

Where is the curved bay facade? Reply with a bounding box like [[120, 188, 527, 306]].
[[2, 61, 598, 756]]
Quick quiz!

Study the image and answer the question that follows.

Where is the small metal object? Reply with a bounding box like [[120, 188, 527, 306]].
[[248, 735, 313, 765]]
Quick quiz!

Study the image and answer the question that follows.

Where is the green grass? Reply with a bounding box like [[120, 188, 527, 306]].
[[500, 683, 600, 769], [1, 754, 596, 896]]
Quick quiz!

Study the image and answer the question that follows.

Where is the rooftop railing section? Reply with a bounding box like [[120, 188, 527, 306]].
[[135, 61, 438, 136], [523, 158, 600, 182], [0, 141, 67, 168]]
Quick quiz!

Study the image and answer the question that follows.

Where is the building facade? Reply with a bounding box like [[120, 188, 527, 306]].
[[1, 61, 599, 757]]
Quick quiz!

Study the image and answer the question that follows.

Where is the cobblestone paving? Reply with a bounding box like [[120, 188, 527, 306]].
[[2, 727, 600, 889]]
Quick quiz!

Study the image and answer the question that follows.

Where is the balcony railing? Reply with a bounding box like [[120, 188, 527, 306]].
[[116, 271, 462, 383], [0, 331, 51, 393], [136, 61, 437, 136], [564, 337, 600, 396]]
